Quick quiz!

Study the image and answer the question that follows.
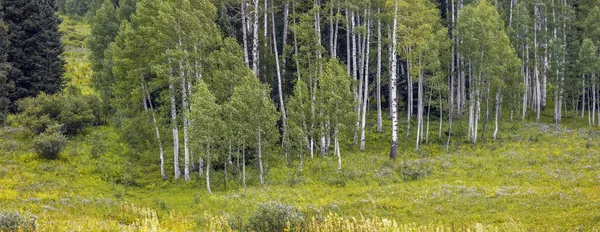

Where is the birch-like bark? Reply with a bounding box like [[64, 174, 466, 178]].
[[493, 92, 501, 139], [407, 57, 413, 138], [534, 1, 541, 122], [252, 0, 260, 76], [351, 11, 359, 144], [271, 0, 287, 148], [376, 7, 383, 133], [415, 59, 423, 150], [389, 0, 399, 159], [168, 57, 180, 180], [143, 82, 165, 180], [206, 145, 212, 194], [335, 129, 341, 171], [282, 1, 289, 68], [360, 11, 371, 151], [258, 123, 264, 186], [241, 0, 250, 66]]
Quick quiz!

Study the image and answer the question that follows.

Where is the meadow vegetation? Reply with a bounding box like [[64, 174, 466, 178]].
[[1, 14, 600, 232]]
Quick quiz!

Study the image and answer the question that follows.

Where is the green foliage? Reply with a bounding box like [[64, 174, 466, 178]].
[[13, 92, 99, 136], [248, 202, 305, 232], [3, 0, 65, 110], [32, 124, 67, 160], [0, 211, 36, 232]]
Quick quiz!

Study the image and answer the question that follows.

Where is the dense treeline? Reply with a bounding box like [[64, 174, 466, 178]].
[[0, 0, 65, 119], [3, 0, 600, 192]]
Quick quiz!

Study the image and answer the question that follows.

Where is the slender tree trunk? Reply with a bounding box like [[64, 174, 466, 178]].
[[389, 0, 399, 159], [252, 0, 260, 76], [360, 12, 371, 151], [494, 92, 500, 139], [258, 123, 264, 185], [282, 1, 289, 68], [272, 0, 287, 150], [241, 0, 250, 66], [522, 43, 528, 123], [346, 9, 351, 76], [376, 7, 383, 133], [206, 145, 212, 194], [438, 90, 443, 139], [582, 75, 586, 120], [352, 11, 359, 144], [242, 141, 246, 188], [534, 1, 541, 123], [407, 57, 413, 138], [426, 88, 432, 144], [335, 129, 341, 171], [143, 82, 165, 180], [168, 58, 180, 180], [416, 59, 423, 150]]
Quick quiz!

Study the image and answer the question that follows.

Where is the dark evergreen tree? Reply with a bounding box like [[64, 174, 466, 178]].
[[0, 3, 14, 121], [4, 0, 65, 111]]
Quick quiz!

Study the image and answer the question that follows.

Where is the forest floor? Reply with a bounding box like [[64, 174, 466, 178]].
[[1, 16, 600, 231]]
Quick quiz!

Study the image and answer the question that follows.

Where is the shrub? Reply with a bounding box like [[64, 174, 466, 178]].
[[0, 211, 36, 232], [396, 158, 433, 181], [32, 124, 67, 159], [14, 92, 99, 136], [248, 201, 305, 232]]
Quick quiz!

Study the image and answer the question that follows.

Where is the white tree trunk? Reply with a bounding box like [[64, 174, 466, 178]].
[[282, 1, 289, 69], [258, 123, 264, 185], [168, 58, 180, 180], [360, 12, 371, 151], [389, 0, 399, 159], [335, 130, 341, 171], [376, 7, 383, 133], [416, 61, 423, 150], [493, 92, 500, 140], [206, 146, 212, 194], [143, 83, 165, 180], [241, 0, 250, 66], [271, 0, 287, 148], [252, 0, 260, 76]]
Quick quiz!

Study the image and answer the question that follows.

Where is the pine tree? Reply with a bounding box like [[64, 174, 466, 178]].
[[4, 0, 65, 110], [0, 5, 13, 121]]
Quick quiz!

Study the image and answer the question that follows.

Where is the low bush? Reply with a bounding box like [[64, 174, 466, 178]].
[[13, 92, 99, 136], [0, 211, 36, 232], [32, 124, 67, 160], [248, 201, 305, 232], [395, 158, 433, 181]]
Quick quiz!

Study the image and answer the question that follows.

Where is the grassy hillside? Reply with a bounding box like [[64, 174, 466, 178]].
[[1, 16, 599, 232]]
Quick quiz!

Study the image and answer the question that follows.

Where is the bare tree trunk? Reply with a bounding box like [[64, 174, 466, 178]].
[[352, 11, 359, 144], [258, 123, 264, 185], [252, 0, 260, 76], [493, 92, 500, 139], [582, 75, 586, 120], [534, 1, 541, 123], [522, 43, 528, 123], [346, 9, 351, 76], [416, 59, 423, 150], [242, 141, 246, 188], [241, 0, 250, 66], [376, 7, 383, 133], [426, 88, 432, 144], [282, 1, 289, 68], [407, 57, 413, 138], [206, 145, 212, 194], [389, 0, 399, 159], [360, 11, 371, 151], [168, 58, 180, 180], [271, 0, 287, 150], [143, 82, 165, 180], [335, 129, 341, 171]]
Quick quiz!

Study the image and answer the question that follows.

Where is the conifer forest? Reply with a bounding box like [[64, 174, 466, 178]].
[[1, 0, 600, 230]]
